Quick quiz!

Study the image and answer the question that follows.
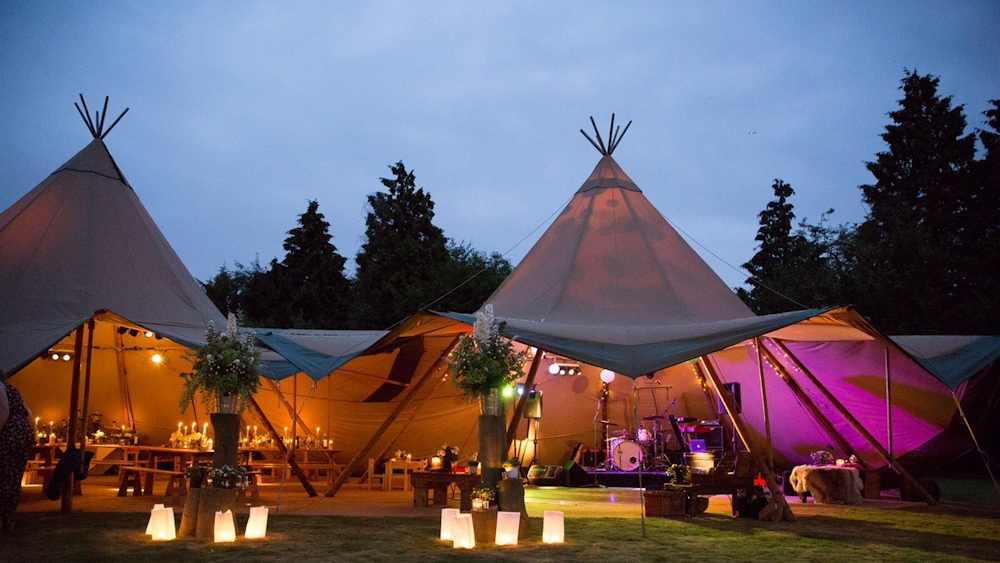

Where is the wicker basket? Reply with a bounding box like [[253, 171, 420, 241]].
[[644, 489, 687, 517]]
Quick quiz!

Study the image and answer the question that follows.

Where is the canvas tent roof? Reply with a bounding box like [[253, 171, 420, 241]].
[[0, 137, 227, 377]]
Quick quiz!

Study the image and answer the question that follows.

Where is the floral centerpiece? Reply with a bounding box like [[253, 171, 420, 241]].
[[472, 483, 497, 506], [180, 313, 262, 415], [210, 465, 247, 489], [185, 466, 210, 488], [436, 444, 459, 472], [668, 464, 691, 485], [449, 305, 525, 400], [503, 457, 521, 479], [810, 450, 834, 466]]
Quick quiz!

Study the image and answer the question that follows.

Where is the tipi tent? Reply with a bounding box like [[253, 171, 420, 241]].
[[0, 102, 227, 451]]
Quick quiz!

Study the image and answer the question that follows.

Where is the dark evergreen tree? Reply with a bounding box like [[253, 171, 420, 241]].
[[202, 262, 259, 317], [855, 71, 978, 333], [354, 162, 449, 329], [278, 200, 352, 328], [430, 241, 513, 313]]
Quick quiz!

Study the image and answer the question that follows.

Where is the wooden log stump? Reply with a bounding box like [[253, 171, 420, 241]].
[[470, 506, 498, 544], [178, 487, 202, 537], [195, 487, 238, 539], [211, 413, 240, 470], [497, 478, 531, 537]]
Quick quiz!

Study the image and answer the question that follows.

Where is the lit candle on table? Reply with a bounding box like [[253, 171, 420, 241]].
[[203, 422, 208, 435]]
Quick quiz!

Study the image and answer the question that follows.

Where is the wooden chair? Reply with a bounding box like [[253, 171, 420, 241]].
[[366, 458, 385, 490], [384, 460, 408, 491]]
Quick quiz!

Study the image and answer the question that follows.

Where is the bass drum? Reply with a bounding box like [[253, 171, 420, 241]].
[[611, 440, 644, 471]]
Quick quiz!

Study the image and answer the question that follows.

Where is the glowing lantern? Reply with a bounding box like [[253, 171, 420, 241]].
[[600, 369, 616, 383], [495, 511, 520, 546], [245, 506, 269, 539], [542, 510, 564, 544], [145, 503, 165, 535], [439, 508, 459, 541], [451, 514, 475, 549], [214, 510, 237, 543], [430, 456, 443, 470], [148, 506, 175, 541]]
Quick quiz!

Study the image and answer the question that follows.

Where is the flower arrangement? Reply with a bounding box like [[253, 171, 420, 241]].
[[668, 464, 691, 485], [472, 483, 497, 503], [179, 313, 262, 415], [502, 457, 521, 471], [185, 466, 210, 488], [449, 305, 526, 398], [210, 464, 247, 489], [437, 444, 459, 463], [810, 450, 834, 466]]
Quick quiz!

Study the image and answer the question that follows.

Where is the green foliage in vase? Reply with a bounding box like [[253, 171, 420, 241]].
[[449, 305, 525, 398], [179, 313, 262, 415]]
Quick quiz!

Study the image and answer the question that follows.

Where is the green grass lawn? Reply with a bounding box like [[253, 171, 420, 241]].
[[3, 502, 998, 563]]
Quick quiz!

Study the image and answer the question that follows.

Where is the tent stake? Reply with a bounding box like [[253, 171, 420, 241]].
[[325, 337, 460, 498], [767, 338, 937, 505]]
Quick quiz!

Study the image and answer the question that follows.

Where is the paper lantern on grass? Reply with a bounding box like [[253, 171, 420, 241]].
[[452, 514, 475, 549], [495, 511, 521, 546], [149, 506, 176, 541], [542, 510, 564, 544], [214, 510, 237, 543], [245, 506, 269, 539], [145, 503, 165, 535], [439, 508, 459, 541]]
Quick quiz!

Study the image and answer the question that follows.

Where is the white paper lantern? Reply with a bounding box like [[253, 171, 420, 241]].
[[439, 508, 459, 541], [495, 511, 520, 546], [245, 506, 269, 539], [452, 514, 475, 549], [542, 510, 564, 544], [149, 506, 175, 541], [214, 509, 237, 543], [145, 503, 165, 535]]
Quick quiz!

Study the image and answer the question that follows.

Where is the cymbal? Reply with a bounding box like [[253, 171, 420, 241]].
[[597, 420, 618, 426], [611, 430, 634, 437], [643, 415, 664, 420]]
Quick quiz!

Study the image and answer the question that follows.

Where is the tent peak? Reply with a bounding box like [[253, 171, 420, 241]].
[[74, 94, 129, 140], [580, 114, 631, 156]]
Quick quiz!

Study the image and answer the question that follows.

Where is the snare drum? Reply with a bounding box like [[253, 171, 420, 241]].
[[611, 440, 644, 471]]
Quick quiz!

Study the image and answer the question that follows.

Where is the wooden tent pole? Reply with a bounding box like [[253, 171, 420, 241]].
[[754, 337, 775, 473], [767, 338, 937, 505], [325, 337, 459, 498], [248, 395, 316, 497], [950, 392, 1000, 501], [112, 328, 135, 428], [885, 347, 894, 458], [78, 320, 96, 479], [699, 356, 794, 521], [366, 367, 452, 481], [506, 350, 543, 451], [61, 324, 85, 512], [757, 343, 860, 464]]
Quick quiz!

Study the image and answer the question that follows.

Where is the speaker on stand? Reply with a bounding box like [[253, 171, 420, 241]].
[[524, 389, 542, 464]]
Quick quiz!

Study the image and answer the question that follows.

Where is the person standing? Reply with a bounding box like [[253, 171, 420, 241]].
[[0, 379, 33, 534]]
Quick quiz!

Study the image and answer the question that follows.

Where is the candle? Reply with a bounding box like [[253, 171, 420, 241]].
[[203, 423, 208, 435], [246, 425, 251, 438], [184, 425, 188, 435], [253, 426, 258, 438]]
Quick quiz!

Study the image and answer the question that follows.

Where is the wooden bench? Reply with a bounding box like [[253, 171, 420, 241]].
[[248, 460, 343, 483], [117, 466, 186, 505]]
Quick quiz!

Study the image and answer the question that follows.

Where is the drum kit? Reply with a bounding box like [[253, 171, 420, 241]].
[[599, 415, 671, 471]]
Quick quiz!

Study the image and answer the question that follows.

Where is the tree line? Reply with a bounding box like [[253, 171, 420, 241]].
[[738, 71, 999, 335], [203, 161, 512, 330]]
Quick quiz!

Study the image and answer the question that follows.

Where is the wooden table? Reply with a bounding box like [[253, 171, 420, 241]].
[[410, 472, 482, 511]]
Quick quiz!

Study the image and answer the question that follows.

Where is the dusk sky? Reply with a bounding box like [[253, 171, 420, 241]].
[[2, 2, 998, 297]]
